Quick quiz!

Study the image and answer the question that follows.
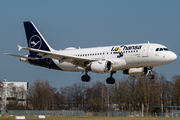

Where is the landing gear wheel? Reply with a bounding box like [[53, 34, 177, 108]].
[[106, 77, 115, 84], [81, 75, 86, 82], [110, 78, 115, 84], [106, 71, 116, 84], [149, 75, 154, 79], [81, 75, 91, 82], [106, 78, 111, 84], [86, 75, 90, 82]]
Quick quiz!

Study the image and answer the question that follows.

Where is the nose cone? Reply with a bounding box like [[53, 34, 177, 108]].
[[170, 52, 177, 62], [155, 50, 177, 65], [160, 51, 177, 65]]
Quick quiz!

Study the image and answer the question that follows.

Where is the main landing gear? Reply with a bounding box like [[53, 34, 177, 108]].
[[81, 71, 116, 84], [81, 71, 91, 82], [106, 71, 116, 84]]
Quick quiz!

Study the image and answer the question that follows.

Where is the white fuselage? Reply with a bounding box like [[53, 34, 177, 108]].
[[51, 43, 177, 72]]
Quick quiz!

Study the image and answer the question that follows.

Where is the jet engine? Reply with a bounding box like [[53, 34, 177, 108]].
[[123, 67, 149, 78], [90, 60, 112, 73]]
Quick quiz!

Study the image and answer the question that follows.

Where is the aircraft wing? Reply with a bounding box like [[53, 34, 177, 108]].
[[20, 46, 94, 67], [5, 53, 39, 60]]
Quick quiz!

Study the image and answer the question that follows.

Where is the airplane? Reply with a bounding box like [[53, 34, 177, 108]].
[[5, 21, 177, 84]]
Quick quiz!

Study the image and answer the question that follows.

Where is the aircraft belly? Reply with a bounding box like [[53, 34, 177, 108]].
[[53, 60, 85, 72], [125, 57, 139, 67], [111, 58, 127, 71], [125, 56, 152, 68], [28, 58, 62, 70]]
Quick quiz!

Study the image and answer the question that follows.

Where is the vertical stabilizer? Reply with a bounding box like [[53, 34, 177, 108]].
[[24, 21, 53, 55]]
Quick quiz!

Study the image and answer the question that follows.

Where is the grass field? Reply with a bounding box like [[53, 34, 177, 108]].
[[0, 116, 180, 120]]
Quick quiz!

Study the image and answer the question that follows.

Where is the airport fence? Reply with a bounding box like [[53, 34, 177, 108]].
[[149, 111, 180, 117], [108, 111, 140, 117], [5, 110, 180, 117], [86, 111, 108, 116], [7, 110, 86, 116], [7, 110, 140, 117]]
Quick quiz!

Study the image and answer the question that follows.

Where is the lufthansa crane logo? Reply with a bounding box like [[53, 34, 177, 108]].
[[29, 35, 42, 49]]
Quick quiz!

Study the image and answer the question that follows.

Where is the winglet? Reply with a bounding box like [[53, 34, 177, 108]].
[[17, 45, 22, 51]]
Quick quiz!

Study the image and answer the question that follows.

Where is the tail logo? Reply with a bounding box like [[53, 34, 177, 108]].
[[29, 35, 42, 49]]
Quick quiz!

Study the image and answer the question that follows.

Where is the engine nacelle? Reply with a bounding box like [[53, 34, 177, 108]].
[[90, 60, 112, 73], [123, 67, 148, 78]]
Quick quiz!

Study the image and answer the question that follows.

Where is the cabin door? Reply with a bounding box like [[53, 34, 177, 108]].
[[142, 46, 149, 57]]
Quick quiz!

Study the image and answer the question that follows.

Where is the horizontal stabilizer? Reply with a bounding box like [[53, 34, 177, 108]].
[[17, 45, 23, 51], [4, 53, 39, 60]]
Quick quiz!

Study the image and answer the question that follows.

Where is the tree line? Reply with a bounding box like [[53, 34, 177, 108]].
[[2, 72, 180, 114]]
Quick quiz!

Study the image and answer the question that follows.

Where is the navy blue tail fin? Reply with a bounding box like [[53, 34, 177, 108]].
[[24, 21, 53, 55]]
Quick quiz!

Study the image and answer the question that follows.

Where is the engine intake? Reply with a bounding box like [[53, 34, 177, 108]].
[[123, 67, 148, 78], [90, 60, 112, 73]]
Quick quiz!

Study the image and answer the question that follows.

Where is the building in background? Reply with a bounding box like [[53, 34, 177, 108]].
[[0, 79, 28, 113]]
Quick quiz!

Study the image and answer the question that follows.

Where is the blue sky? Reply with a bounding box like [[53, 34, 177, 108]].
[[1, 1, 180, 88]]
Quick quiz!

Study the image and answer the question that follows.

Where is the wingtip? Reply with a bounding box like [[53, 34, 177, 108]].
[[4, 53, 13, 56]]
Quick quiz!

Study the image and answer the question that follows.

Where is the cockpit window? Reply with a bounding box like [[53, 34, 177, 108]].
[[160, 48, 163, 51], [163, 48, 169, 51], [155, 48, 169, 52]]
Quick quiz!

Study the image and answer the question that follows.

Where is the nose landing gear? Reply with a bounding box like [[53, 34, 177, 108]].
[[149, 75, 154, 79], [148, 66, 154, 79]]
